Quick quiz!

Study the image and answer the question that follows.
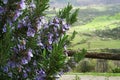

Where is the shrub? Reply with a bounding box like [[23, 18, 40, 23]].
[[74, 59, 95, 72], [0, 0, 80, 80], [112, 67, 120, 73]]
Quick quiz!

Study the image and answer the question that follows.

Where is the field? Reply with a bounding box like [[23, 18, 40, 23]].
[[67, 4, 120, 51]]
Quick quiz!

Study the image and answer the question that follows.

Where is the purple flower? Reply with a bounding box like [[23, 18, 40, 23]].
[[48, 33, 53, 39], [37, 42, 45, 49], [53, 18, 59, 24], [23, 73, 28, 78], [63, 24, 70, 30], [20, 0, 26, 10], [61, 24, 70, 32], [27, 27, 35, 37], [36, 21, 42, 31], [21, 58, 28, 65], [21, 16, 28, 26], [7, 61, 16, 68], [55, 33, 59, 37], [13, 11, 22, 21], [28, 49, 33, 57], [48, 38, 53, 44], [62, 27, 66, 32], [27, 22, 32, 27], [38, 70, 46, 77], [54, 23, 59, 27], [3, 66, 8, 72], [23, 70, 28, 78], [48, 33, 53, 44], [0, 6, 4, 14], [2, 0, 8, 4], [36, 69, 46, 80], [18, 44, 26, 50], [37, 42, 44, 46]]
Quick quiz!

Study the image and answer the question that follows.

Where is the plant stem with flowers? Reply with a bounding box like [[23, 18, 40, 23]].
[[0, 0, 81, 80]]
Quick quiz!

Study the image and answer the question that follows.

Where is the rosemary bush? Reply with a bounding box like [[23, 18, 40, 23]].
[[0, 0, 80, 80]]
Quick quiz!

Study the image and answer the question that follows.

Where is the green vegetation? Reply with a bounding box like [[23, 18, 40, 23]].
[[71, 14, 120, 32], [112, 67, 120, 73], [68, 4, 120, 50]]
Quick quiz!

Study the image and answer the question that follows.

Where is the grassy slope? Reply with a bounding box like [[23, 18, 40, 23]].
[[69, 12, 120, 50]]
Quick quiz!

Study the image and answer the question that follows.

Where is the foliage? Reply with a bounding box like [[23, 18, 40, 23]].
[[74, 59, 95, 72], [0, 0, 80, 80], [57, 3, 79, 25], [73, 49, 86, 63], [112, 67, 120, 73]]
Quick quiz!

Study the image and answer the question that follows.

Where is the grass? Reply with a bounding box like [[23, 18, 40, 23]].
[[65, 72, 120, 77]]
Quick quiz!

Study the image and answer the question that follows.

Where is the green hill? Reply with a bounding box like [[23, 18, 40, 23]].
[[69, 14, 120, 50]]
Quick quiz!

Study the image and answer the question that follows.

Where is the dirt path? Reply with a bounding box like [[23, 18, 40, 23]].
[[60, 75, 120, 80]]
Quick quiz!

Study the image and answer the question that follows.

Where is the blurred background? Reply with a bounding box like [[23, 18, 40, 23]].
[[48, 0, 120, 73]]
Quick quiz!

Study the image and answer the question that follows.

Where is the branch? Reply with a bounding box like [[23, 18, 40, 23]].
[[66, 50, 120, 60]]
